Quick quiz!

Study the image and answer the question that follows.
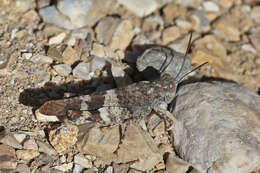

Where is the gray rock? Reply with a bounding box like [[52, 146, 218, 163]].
[[171, 81, 260, 173], [40, 0, 116, 29], [11, 164, 30, 173], [73, 164, 84, 173], [53, 64, 72, 77], [136, 46, 191, 82], [73, 62, 90, 79], [36, 140, 57, 156], [118, 0, 171, 17]]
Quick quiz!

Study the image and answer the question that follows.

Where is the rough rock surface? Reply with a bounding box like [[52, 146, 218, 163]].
[[171, 81, 260, 173]]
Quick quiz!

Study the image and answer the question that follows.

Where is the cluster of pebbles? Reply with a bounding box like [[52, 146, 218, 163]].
[[0, 0, 259, 172]]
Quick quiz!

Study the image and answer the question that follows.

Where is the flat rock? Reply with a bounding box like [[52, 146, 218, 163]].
[[16, 149, 40, 162], [36, 140, 57, 156], [74, 153, 92, 168], [171, 81, 260, 173], [0, 144, 17, 171], [116, 124, 163, 171], [165, 154, 190, 173], [110, 20, 135, 51], [136, 46, 191, 82], [49, 125, 79, 153], [53, 64, 72, 77], [0, 131, 23, 149], [162, 26, 182, 45], [54, 162, 73, 172], [62, 46, 81, 65], [40, 0, 116, 29], [118, 0, 171, 17], [77, 124, 119, 165], [23, 138, 38, 150]]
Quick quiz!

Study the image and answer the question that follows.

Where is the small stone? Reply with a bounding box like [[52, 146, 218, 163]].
[[202, 1, 220, 12], [104, 166, 113, 173], [95, 16, 121, 45], [60, 155, 66, 163], [54, 162, 73, 172], [53, 64, 72, 77], [74, 153, 92, 168], [73, 62, 90, 80], [23, 138, 38, 150], [35, 109, 60, 122], [192, 35, 227, 67], [162, 26, 182, 45], [110, 20, 134, 51], [31, 54, 54, 64], [62, 46, 80, 65], [37, 0, 51, 8], [34, 70, 51, 86], [116, 124, 163, 171], [49, 125, 78, 153], [241, 44, 256, 54], [22, 52, 32, 59], [0, 49, 10, 69], [13, 133, 27, 143], [0, 133, 23, 149], [15, 0, 36, 12], [214, 20, 240, 41], [36, 140, 57, 156], [142, 15, 164, 32], [191, 10, 211, 32], [219, 0, 235, 9], [163, 3, 187, 25], [249, 28, 260, 51], [113, 163, 129, 173], [0, 144, 17, 170], [175, 18, 192, 30], [251, 6, 260, 24], [14, 164, 30, 173], [91, 43, 106, 58], [77, 124, 119, 164], [73, 164, 84, 173], [49, 32, 66, 45], [165, 154, 190, 173], [16, 149, 40, 161], [118, 0, 170, 17]]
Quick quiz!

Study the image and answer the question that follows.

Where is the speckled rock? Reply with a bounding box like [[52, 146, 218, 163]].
[[171, 81, 260, 173]]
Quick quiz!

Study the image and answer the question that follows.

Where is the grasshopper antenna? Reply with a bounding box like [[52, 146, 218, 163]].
[[175, 31, 193, 81], [177, 62, 208, 83]]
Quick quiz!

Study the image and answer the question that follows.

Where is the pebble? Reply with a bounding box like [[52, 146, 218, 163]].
[[171, 81, 260, 172], [13, 133, 27, 143], [163, 3, 187, 25], [40, 0, 115, 29], [13, 164, 30, 173], [16, 149, 40, 162], [191, 10, 211, 32], [74, 153, 93, 168], [162, 26, 182, 45], [113, 163, 129, 173], [165, 154, 190, 173], [214, 19, 240, 41], [0, 49, 10, 69], [0, 144, 17, 170], [77, 124, 119, 165], [95, 16, 121, 45], [36, 140, 57, 156], [14, 0, 36, 12], [104, 166, 113, 173], [23, 138, 38, 150], [118, 0, 170, 17], [22, 52, 32, 59], [202, 1, 220, 12], [48, 32, 66, 45], [241, 44, 256, 54], [54, 162, 73, 172], [175, 18, 192, 30], [116, 124, 163, 171], [53, 64, 72, 77], [73, 62, 90, 80], [111, 63, 132, 87], [62, 46, 80, 65], [90, 43, 106, 58], [31, 54, 54, 64], [251, 6, 260, 24], [35, 109, 60, 122], [249, 27, 260, 51], [142, 15, 164, 32], [73, 164, 84, 173], [0, 132, 23, 149], [110, 20, 135, 51], [49, 125, 78, 153]]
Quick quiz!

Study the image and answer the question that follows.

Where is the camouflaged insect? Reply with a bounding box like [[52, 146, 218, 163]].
[[39, 73, 177, 125], [39, 33, 196, 126]]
